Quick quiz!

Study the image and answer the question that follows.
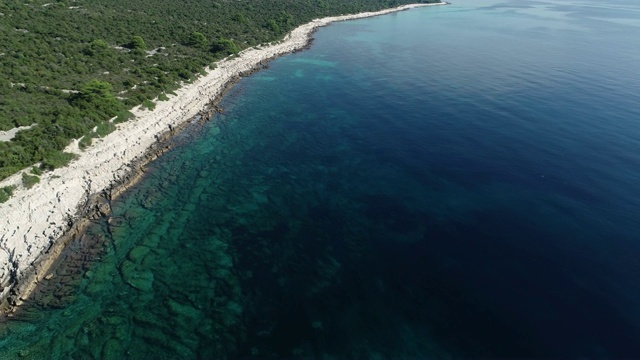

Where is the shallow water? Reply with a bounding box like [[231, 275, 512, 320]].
[[2, 0, 640, 358]]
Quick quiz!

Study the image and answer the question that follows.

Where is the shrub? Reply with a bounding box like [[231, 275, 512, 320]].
[[266, 20, 279, 32], [22, 173, 40, 189], [129, 35, 147, 51], [211, 38, 239, 55], [96, 122, 117, 137], [114, 111, 135, 124], [0, 186, 15, 203], [41, 151, 78, 171], [142, 99, 156, 111], [188, 32, 208, 49], [72, 80, 125, 117], [0, 166, 23, 181], [84, 39, 110, 56], [79, 135, 93, 149]]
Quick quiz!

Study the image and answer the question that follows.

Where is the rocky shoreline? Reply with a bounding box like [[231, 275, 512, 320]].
[[0, 2, 447, 315]]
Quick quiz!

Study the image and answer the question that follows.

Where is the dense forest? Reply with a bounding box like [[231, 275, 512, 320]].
[[0, 0, 436, 186]]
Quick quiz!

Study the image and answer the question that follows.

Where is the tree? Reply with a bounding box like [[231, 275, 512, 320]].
[[280, 12, 294, 28], [233, 13, 247, 23], [84, 39, 110, 56], [266, 20, 279, 32], [128, 35, 147, 51], [72, 80, 124, 117], [188, 32, 208, 49], [211, 38, 239, 55]]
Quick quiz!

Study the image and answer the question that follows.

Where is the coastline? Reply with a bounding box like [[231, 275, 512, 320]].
[[0, 2, 447, 314]]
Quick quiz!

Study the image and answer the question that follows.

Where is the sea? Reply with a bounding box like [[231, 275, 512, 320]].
[[2, 0, 640, 358]]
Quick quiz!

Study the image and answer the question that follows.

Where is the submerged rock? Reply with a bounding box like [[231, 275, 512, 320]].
[[119, 259, 154, 291], [166, 298, 201, 321], [101, 338, 124, 359], [126, 270, 154, 292], [127, 245, 151, 264]]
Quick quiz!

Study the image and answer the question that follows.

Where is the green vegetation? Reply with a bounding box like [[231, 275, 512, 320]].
[[142, 100, 156, 111], [84, 39, 110, 56], [40, 151, 77, 171], [129, 36, 148, 51], [79, 120, 122, 150], [188, 32, 208, 49], [0, 0, 437, 181], [267, 20, 280, 33], [96, 122, 117, 138], [114, 111, 135, 124], [72, 80, 125, 117], [79, 136, 93, 150], [0, 186, 15, 203], [212, 38, 240, 56], [21, 172, 40, 189]]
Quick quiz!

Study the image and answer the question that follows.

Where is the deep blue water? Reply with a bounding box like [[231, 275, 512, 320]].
[[2, 0, 640, 358]]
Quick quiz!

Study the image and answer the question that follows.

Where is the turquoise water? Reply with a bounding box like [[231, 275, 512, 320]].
[[2, 0, 640, 357]]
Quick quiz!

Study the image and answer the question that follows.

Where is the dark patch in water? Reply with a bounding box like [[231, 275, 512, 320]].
[[359, 194, 422, 233]]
